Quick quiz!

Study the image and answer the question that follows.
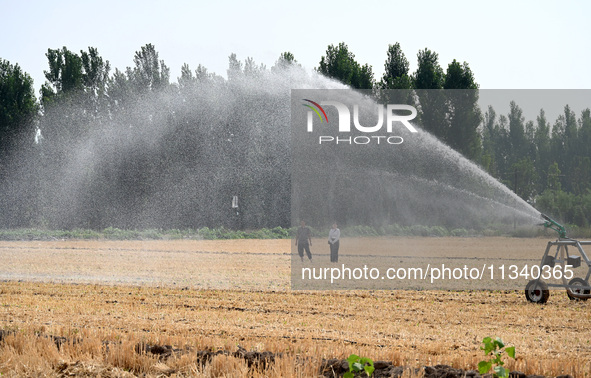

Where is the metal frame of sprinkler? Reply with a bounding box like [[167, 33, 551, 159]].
[[525, 213, 591, 303]]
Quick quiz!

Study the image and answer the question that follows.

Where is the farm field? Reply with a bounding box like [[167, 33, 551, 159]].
[[0, 237, 589, 377]]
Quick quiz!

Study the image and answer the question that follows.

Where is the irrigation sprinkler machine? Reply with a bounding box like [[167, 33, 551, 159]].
[[525, 213, 591, 303]]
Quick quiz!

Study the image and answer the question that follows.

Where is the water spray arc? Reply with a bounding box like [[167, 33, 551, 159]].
[[292, 88, 541, 231], [3, 65, 545, 234]]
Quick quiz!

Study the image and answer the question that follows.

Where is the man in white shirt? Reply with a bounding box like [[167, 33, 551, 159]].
[[328, 223, 340, 263]]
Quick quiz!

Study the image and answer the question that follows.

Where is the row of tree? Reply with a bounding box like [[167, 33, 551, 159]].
[[0, 45, 304, 229], [481, 103, 591, 226], [0, 42, 590, 229], [315, 42, 591, 227], [317, 43, 481, 160]]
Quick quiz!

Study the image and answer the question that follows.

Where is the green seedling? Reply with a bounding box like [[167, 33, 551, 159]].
[[478, 336, 516, 378], [344, 354, 374, 378]]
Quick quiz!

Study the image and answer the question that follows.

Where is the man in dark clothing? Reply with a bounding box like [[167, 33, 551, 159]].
[[296, 220, 313, 262]]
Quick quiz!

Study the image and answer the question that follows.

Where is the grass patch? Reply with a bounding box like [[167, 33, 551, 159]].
[[0, 227, 293, 241], [6, 221, 585, 241]]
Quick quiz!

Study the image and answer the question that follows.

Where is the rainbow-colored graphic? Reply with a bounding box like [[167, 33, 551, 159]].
[[302, 99, 328, 123]]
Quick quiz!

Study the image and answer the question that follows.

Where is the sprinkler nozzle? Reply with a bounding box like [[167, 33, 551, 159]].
[[540, 213, 567, 238]]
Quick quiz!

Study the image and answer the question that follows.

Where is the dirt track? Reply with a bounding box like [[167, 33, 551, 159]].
[[0, 237, 548, 289], [0, 239, 290, 289]]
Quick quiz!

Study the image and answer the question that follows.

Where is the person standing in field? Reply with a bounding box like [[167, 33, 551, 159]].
[[296, 220, 313, 262], [328, 222, 340, 263]]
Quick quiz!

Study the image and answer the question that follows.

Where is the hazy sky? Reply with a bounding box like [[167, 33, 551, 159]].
[[2, 0, 590, 95]]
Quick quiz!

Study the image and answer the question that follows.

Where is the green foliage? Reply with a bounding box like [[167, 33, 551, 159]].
[[508, 101, 527, 164], [0, 58, 38, 157], [5, 40, 591, 230], [345, 225, 380, 237], [380, 43, 411, 89], [344, 354, 374, 378], [413, 48, 444, 90], [535, 189, 591, 227], [509, 157, 538, 201], [547, 162, 562, 191], [381, 224, 406, 236], [341, 224, 475, 237], [443, 60, 481, 160], [317, 42, 374, 89], [272, 52, 300, 72], [42, 47, 84, 96], [80, 47, 111, 92], [196, 227, 291, 240], [2, 224, 539, 241], [450, 228, 471, 237], [0, 227, 292, 241], [412, 49, 448, 143], [444, 60, 478, 90], [478, 337, 516, 378], [227, 53, 243, 81], [130, 43, 169, 92], [479, 96, 591, 229], [376, 43, 414, 107], [428, 226, 449, 237], [408, 225, 431, 236]]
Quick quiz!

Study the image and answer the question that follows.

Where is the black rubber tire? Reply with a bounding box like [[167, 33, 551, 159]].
[[566, 277, 590, 301], [525, 279, 550, 304]]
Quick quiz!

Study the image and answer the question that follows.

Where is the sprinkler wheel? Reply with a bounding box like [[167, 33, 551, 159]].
[[525, 279, 550, 304], [566, 278, 590, 301]]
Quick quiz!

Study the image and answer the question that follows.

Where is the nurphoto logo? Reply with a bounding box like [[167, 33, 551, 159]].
[[302, 99, 418, 145]]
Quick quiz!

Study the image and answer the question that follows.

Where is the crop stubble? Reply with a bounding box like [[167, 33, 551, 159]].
[[0, 237, 589, 377]]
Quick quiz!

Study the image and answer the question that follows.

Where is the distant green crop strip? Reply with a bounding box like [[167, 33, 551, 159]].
[[5, 220, 591, 241], [0, 226, 293, 241]]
